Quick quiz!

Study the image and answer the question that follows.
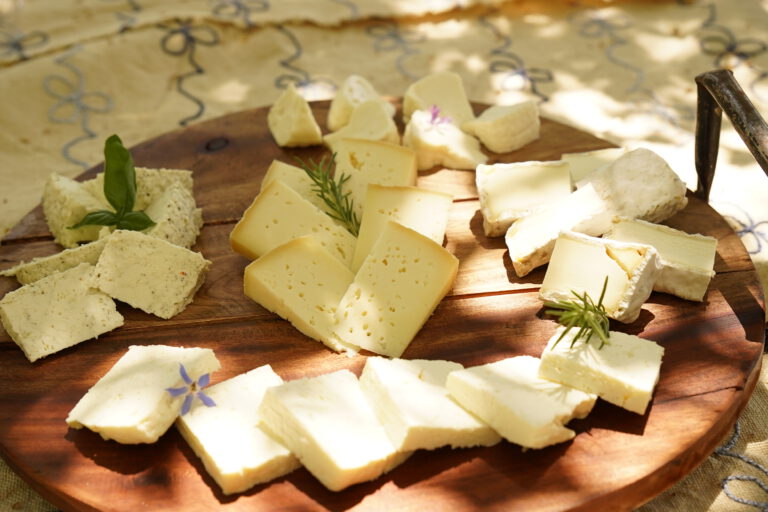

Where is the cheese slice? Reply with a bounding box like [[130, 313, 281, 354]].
[[175, 365, 300, 494], [143, 181, 203, 249], [267, 83, 322, 147], [359, 357, 501, 451], [461, 101, 540, 154], [261, 159, 334, 216], [324, 100, 399, 152], [333, 221, 459, 357], [477, 160, 572, 237], [402, 71, 475, 125], [446, 356, 597, 449], [351, 184, 453, 272], [539, 231, 660, 323], [83, 167, 194, 212], [66, 344, 221, 444], [327, 74, 395, 131], [42, 173, 105, 248], [539, 326, 665, 415], [561, 147, 627, 183], [605, 217, 717, 301], [402, 109, 487, 171]]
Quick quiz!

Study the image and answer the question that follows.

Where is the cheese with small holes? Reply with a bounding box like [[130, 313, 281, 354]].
[[83, 167, 194, 211], [267, 83, 322, 147], [258, 369, 407, 491], [539, 326, 664, 415], [476, 160, 572, 237], [66, 344, 220, 444], [446, 356, 597, 449], [403, 109, 487, 171], [351, 184, 453, 272], [324, 100, 400, 152], [539, 231, 660, 323], [244, 236, 357, 353], [0, 263, 123, 362], [461, 101, 540, 153], [402, 71, 475, 125], [143, 181, 203, 249], [230, 180, 356, 266], [175, 365, 300, 494], [561, 147, 627, 183], [333, 221, 459, 357], [42, 173, 105, 248], [260, 160, 334, 216], [359, 357, 501, 451], [327, 74, 395, 131]]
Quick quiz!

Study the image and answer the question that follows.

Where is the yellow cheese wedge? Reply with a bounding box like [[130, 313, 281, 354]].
[[402, 71, 475, 125], [267, 83, 322, 147], [324, 100, 399, 152], [260, 159, 334, 217], [327, 74, 395, 131]]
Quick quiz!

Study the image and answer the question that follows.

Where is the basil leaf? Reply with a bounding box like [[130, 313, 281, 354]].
[[68, 210, 120, 229], [103, 134, 136, 215], [116, 210, 156, 231]]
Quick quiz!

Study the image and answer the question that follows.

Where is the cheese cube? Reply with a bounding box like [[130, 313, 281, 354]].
[[1, 236, 110, 285], [83, 167, 194, 211], [446, 356, 597, 449], [561, 147, 627, 183], [143, 181, 203, 249], [327, 74, 395, 131], [175, 365, 300, 494], [402, 71, 475, 125], [359, 357, 501, 451], [0, 263, 123, 362], [66, 345, 221, 444], [539, 231, 660, 323], [324, 100, 400, 152], [258, 369, 404, 491], [476, 160, 572, 237], [94, 230, 210, 319], [461, 101, 540, 153], [261, 160, 333, 216], [42, 173, 105, 248], [229, 180, 356, 267], [403, 109, 487, 171], [244, 236, 356, 353], [267, 83, 322, 147], [351, 184, 453, 272], [539, 327, 664, 415], [333, 221, 459, 357], [605, 218, 717, 301]]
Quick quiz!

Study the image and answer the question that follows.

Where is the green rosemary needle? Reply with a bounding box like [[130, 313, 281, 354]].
[[543, 276, 611, 349]]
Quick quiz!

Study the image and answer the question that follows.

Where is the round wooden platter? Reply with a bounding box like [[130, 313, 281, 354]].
[[0, 100, 765, 512]]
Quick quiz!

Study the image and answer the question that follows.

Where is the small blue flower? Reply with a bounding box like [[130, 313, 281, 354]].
[[166, 363, 216, 415]]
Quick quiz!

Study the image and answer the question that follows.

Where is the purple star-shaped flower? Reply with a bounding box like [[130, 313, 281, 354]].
[[429, 104, 452, 125], [166, 363, 216, 415]]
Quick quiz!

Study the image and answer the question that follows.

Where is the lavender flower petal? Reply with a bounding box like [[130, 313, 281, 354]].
[[181, 394, 194, 416], [197, 391, 216, 408], [179, 363, 193, 385], [197, 373, 210, 388], [166, 385, 189, 397]]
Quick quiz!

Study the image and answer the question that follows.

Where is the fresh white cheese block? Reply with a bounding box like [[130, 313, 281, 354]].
[[561, 147, 627, 183], [402, 109, 487, 171], [476, 160, 572, 237], [327, 74, 395, 132], [0, 263, 123, 362], [244, 236, 357, 353], [605, 217, 717, 301], [324, 100, 399, 152], [66, 344, 221, 444], [175, 365, 300, 494], [461, 101, 540, 153], [446, 356, 597, 449], [333, 221, 459, 358], [402, 71, 475, 125], [42, 173, 105, 248], [258, 369, 406, 491], [267, 82, 323, 147], [143, 181, 203, 249], [229, 179, 356, 267], [539, 231, 660, 323], [351, 184, 453, 272], [260, 159, 335, 217], [539, 326, 665, 415], [83, 167, 194, 212], [359, 357, 501, 451]]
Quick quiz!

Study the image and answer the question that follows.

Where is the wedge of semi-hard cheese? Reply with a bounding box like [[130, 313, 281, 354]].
[[244, 236, 357, 353], [0, 263, 123, 362], [176, 365, 300, 494], [360, 357, 501, 451], [324, 100, 400, 152], [95, 230, 210, 319], [66, 345, 220, 444], [260, 160, 334, 216], [604, 217, 717, 301], [477, 160, 572, 237], [539, 326, 664, 415], [561, 147, 626, 183], [333, 221, 459, 357], [461, 101, 540, 154], [351, 184, 453, 272], [402, 71, 475, 125], [326, 74, 395, 131], [402, 109, 487, 171], [446, 356, 597, 449], [83, 167, 194, 212], [267, 83, 322, 147], [143, 181, 203, 249], [259, 369, 406, 491], [539, 231, 660, 323], [42, 173, 106, 248]]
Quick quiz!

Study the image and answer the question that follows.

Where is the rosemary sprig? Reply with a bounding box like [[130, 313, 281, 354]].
[[294, 153, 360, 237], [543, 276, 611, 349]]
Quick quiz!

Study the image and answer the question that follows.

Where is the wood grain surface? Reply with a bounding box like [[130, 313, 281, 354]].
[[0, 101, 764, 512]]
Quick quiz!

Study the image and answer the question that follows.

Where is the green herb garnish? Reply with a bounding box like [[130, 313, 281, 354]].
[[69, 134, 155, 231], [544, 276, 610, 349]]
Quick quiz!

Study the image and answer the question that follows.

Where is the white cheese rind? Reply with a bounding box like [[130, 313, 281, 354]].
[[267, 83, 323, 147], [561, 148, 627, 183], [1, 236, 109, 285], [324, 100, 399, 152], [403, 109, 487, 171], [327, 74, 395, 131], [402, 71, 475, 125], [461, 101, 540, 153], [143, 181, 203, 249], [42, 173, 105, 248]]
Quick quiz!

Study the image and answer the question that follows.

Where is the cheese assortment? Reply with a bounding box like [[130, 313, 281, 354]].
[[266, 82, 323, 147], [323, 99, 399, 152], [461, 101, 540, 153], [402, 108, 487, 171], [326, 74, 395, 131]]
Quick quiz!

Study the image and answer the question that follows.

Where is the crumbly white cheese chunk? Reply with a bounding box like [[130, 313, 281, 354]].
[[327, 74, 395, 131], [461, 101, 540, 153], [143, 181, 203, 249], [42, 173, 105, 248], [402, 71, 475, 125], [446, 356, 597, 449], [561, 147, 627, 183], [402, 110, 487, 171], [267, 83, 322, 147], [324, 100, 399, 152], [83, 167, 194, 211], [261, 159, 334, 216]]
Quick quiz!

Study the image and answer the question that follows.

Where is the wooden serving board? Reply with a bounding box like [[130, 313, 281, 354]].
[[0, 101, 764, 512]]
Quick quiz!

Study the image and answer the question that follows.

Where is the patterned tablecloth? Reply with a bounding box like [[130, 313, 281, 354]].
[[1, 1, 767, 510]]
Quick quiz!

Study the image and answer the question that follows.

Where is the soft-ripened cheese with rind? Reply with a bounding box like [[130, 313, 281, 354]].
[[267, 83, 323, 147], [42, 173, 105, 248], [143, 181, 203, 249], [539, 231, 660, 323], [477, 160, 572, 237], [229, 180, 356, 267], [0, 236, 110, 285], [402, 71, 475, 125], [175, 365, 300, 494], [66, 345, 220, 444], [403, 110, 487, 171], [327, 74, 395, 131], [244, 236, 357, 353], [258, 369, 405, 491], [324, 100, 399, 152], [83, 167, 194, 212], [261, 159, 334, 216], [359, 357, 501, 451], [539, 327, 665, 415], [461, 101, 540, 153], [0, 263, 123, 362], [333, 221, 459, 357], [446, 356, 597, 449], [562, 147, 627, 183], [351, 184, 453, 272]]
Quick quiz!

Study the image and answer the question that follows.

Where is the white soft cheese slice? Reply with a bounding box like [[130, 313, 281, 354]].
[[476, 160, 572, 237], [175, 365, 300, 494], [446, 356, 596, 449], [461, 101, 540, 153], [359, 357, 501, 451], [333, 221, 459, 357], [403, 109, 487, 171], [143, 181, 203, 249], [324, 100, 399, 152], [83, 167, 194, 211], [539, 231, 660, 323], [261, 159, 334, 217], [258, 369, 406, 492], [42, 173, 105, 248], [327, 74, 395, 131], [539, 327, 665, 415], [604, 217, 717, 301], [561, 147, 627, 183], [351, 184, 453, 272], [402, 71, 475, 125], [267, 83, 323, 147]]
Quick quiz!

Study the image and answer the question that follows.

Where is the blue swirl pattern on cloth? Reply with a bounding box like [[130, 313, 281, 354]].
[[365, 22, 423, 80], [102, 0, 142, 32], [716, 422, 768, 510], [212, 0, 270, 28], [0, 27, 48, 61], [274, 25, 336, 93]]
